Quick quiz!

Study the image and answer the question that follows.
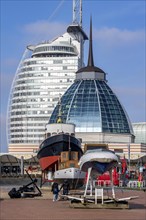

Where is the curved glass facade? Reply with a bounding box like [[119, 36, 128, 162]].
[[50, 79, 133, 134], [33, 45, 76, 55]]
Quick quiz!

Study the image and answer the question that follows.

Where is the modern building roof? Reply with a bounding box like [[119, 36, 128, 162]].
[[0, 153, 38, 165], [0, 154, 21, 165]]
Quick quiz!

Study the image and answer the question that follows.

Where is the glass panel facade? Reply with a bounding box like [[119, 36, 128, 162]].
[[50, 79, 133, 134], [96, 81, 131, 133], [33, 45, 76, 54]]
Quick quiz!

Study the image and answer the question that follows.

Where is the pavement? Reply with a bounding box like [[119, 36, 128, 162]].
[[0, 186, 146, 220]]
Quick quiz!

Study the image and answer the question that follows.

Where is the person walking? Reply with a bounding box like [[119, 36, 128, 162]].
[[51, 181, 59, 202], [60, 179, 70, 195]]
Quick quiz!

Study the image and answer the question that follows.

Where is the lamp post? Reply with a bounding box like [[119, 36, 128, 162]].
[[128, 143, 131, 177], [20, 156, 24, 176]]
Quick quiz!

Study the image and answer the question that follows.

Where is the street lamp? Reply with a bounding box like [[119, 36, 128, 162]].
[[128, 143, 131, 177]]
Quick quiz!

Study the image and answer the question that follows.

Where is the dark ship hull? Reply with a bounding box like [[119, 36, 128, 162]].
[[37, 133, 83, 171]]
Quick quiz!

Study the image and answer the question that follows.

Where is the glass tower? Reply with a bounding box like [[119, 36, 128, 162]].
[[7, 25, 88, 153]]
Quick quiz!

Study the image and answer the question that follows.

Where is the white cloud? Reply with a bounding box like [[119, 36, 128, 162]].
[[23, 20, 67, 42], [93, 27, 145, 47]]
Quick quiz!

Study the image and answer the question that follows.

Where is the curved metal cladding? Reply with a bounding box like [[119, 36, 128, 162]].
[[37, 133, 83, 159], [49, 79, 133, 134], [132, 122, 146, 143]]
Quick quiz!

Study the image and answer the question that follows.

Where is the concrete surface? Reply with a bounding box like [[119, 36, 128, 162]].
[[0, 186, 146, 220]]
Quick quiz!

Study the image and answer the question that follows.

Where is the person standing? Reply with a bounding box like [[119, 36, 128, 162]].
[[60, 180, 70, 195], [51, 182, 59, 202]]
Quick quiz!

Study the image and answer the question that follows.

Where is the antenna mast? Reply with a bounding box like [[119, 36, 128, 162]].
[[57, 94, 63, 123], [73, 0, 82, 27]]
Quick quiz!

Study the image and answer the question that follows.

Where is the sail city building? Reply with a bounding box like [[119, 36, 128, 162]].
[[7, 2, 88, 153]]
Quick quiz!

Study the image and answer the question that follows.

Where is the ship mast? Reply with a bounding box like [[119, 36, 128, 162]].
[[57, 94, 63, 123]]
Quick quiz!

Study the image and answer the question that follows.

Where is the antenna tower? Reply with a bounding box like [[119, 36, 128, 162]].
[[73, 0, 82, 27]]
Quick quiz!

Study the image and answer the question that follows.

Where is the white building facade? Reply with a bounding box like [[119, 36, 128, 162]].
[[7, 25, 88, 153]]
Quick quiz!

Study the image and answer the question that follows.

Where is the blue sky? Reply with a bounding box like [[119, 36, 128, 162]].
[[1, 0, 145, 153]]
